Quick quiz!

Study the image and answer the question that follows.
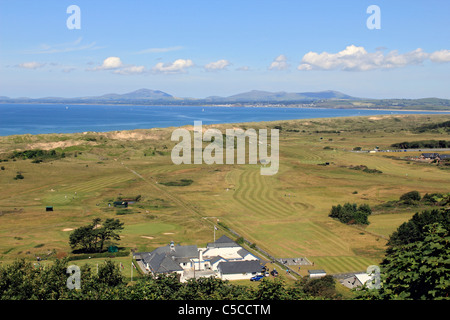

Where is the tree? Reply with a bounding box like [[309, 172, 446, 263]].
[[69, 218, 124, 253], [388, 208, 450, 247], [329, 202, 371, 225], [69, 224, 97, 252], [399, 190, 421, 204], [299, 275, 339, 299], [377, 223, 450, 300], [254, 278, 290, 300], [96, 218, 124, 253]]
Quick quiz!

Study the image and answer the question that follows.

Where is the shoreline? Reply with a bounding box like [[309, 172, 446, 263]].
[[0, 112, 449, 138], [0, 101, 449, 113]]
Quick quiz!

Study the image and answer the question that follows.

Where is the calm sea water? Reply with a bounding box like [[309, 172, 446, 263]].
[[0, 103, 448, 136]]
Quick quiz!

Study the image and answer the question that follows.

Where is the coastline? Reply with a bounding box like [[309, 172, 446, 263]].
[[0, 111, 449, 138], [0, 101, 449, 113]]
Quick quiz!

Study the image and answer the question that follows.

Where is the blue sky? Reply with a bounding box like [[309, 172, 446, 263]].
[[0, 0, 449, 99]]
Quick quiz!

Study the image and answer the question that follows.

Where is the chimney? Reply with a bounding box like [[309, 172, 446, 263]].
[[199, 249, 204, 271]]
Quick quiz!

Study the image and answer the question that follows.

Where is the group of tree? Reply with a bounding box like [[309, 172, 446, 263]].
[[388, 190, 449, 207], [0, 258, 341, 300], [390, 139, 449, 149], [329, 203, 372, 225], [10, 149, 66, 162], [414, 120, 450, 133], [69, 218, 124, 253], [358, 207, 450, 300]]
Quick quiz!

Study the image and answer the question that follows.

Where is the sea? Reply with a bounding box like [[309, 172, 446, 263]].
[[0, 103, 448, 136]]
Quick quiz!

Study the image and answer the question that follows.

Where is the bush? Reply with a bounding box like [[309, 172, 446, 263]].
[[13, 173, 24, 180], [399, 191, 421, 204], [160, 179, 193, 187]]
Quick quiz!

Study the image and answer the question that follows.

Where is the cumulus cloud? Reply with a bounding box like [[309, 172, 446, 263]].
[[298, 45, 450, 71], [152, 59, 194, 74], [204, 59, 230, 71], [89, 56, 145, 75], [16, 62, 46, 69], [96, 56, 123, 70], [269, 54, 289, 70], [429, 49, 450, 63]]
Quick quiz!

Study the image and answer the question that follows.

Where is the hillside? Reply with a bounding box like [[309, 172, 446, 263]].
[[1, 89, 449, 110]]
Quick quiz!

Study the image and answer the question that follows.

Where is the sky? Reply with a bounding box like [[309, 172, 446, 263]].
[[0, 0, 449, 99]]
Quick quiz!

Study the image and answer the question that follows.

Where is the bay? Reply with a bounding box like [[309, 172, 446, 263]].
[[0, 103, 448, 136]]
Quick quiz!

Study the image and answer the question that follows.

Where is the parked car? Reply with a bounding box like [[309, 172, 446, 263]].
[[270, 269, 279, 277], [250, 275, 264, 281]]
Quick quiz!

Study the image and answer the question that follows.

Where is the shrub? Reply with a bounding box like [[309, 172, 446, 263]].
[[13, 173, 24, 180], [399, 191, 421, 204]]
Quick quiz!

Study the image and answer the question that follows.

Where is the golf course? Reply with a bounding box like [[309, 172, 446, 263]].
[[0, 113, 449, 280]]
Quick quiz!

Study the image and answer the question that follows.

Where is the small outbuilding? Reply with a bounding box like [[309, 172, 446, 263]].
[[113, 201, 128, 208], [308, 269, 327, 278], [46, 206, 53, 212]]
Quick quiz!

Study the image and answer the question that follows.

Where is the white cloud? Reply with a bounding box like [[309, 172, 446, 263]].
[[113, 65, 146, 75], [429, 49, 450, 63], [204, 59, 230, 71], [95, 57, 123, 70], [25, 37, 100, 54], [16, 62, 46, 69], [236, 66, 250, 71], [136, 46, 184, 54], [152, 59, 194, 74], [269, 54, 289, 70], [297, 45, 450, 71], [89, 57, 146, 75]]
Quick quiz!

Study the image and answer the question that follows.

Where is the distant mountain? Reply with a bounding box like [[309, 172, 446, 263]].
[[205, 90, 357, 102], [1, 89, 449, 111], [81, 88, 175, 101]]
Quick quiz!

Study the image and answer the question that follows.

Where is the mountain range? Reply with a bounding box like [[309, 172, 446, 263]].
[[1, 89, 449, 111], [0, 88, 357, 103]]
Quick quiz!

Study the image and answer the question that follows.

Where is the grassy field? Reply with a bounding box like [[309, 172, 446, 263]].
[[0, 114, 449, 278]]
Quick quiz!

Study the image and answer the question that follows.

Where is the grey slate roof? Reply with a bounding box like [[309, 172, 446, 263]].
[[134, 244, 198, 274], [207, 235, 240, 248], [308, 269, 326, 274], [218, 260, 262, 275]]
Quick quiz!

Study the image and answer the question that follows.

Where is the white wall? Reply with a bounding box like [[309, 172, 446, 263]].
[[220, 272, 259, 281]]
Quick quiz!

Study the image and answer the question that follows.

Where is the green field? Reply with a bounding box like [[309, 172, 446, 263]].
[[0, 114, 449, 277]]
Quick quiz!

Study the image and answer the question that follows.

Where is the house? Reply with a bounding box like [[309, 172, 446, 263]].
[[438, 154, 450, 160], [133, 241, 198, 278], [133, 235, 264, 282], [202, 235, 260, 266], [217, 260, 263, 281], [420, 153, 440, 160], [308, 269, 327, 278], [113, 201, 128, 208], [341, 273, 372, 290]]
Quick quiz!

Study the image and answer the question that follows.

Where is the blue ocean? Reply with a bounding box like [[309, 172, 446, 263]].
[[0, 103, 448, 136]]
